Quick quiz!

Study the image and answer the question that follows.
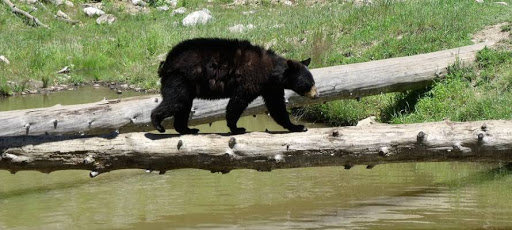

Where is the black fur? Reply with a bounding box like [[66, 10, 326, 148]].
[[151, 38, 316, 135]]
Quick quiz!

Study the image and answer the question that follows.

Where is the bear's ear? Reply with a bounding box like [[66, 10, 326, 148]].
[[300, 58, 311, 67], [286, 60, 295, 69]]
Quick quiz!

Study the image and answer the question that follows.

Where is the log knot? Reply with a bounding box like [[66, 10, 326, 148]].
[[228, 137, 236, 149], [417, 131, 426, 143]]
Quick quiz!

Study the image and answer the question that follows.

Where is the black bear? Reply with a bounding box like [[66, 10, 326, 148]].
[[151, 38, 318, 135]]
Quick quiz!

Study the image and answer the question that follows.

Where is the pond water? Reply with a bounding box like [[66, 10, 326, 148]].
[[1, 88, 512, 229]]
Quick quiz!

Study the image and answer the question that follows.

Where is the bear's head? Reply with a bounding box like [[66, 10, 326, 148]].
[[283, 58, 319, 99]]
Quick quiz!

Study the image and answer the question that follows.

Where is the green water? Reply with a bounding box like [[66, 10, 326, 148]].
[[2, 88, 512, 229]]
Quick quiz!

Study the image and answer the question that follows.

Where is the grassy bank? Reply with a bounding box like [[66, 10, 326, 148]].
[[1, 0, 512, 96], [300, 43, 512, 125]]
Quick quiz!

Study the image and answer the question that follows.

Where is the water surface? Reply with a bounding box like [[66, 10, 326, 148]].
[[1, 88, 512, 230]]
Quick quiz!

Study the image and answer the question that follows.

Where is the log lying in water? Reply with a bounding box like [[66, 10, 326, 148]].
[[1, 120, 511, 176], [0, 42, 493, 136]]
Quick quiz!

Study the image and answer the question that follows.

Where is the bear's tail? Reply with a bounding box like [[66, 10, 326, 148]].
[[157, 61, 165, 78]]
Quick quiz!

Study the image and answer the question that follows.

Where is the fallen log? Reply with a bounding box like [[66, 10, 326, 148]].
[[2, 0, 49, 28], [0, 42, 493, 136], [1, 120, 511, 176]]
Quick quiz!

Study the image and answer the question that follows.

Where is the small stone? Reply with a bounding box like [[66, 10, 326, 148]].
[[475, 0, 483, 2], [116, 90, 122, 94], [0, 55, 9, 65], [157, 6, 169, 11], [283, 0, 292, 5], [83, 7, 105, 17], [134, 87, 142, 92], [57, 65, 70, 74], [356, 116, 376, 127], [51, 0, 64, 6], [93, 84, 101, 88], [495, 1, 508, 5], [228, 24, 255, 33], [64, 0, 74, 7], [182, 9, 212, 26], [165, 0, 177, 7], [172, 7, 186, 15], [96, 14, 116, 25], [131, 0, 147, 6], [21, 0, 38, 4], [241, 10, 255, 15]]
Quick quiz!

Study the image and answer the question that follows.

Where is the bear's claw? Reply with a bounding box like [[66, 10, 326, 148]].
[[230, 127, 246, 135], [288, 125, 307, 132]]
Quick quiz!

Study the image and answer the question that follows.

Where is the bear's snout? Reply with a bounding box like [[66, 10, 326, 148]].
[[305, 86, 319, 99]]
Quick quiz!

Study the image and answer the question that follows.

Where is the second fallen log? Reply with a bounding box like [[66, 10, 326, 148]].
[[0, 42, 493, 136]]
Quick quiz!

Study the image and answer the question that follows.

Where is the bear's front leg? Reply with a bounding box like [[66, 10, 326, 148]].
[[226, 94, 258, 135], [262, 90, 307, 132]]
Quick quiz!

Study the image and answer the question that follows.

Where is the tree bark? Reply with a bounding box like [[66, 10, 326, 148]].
[[2, 0, 49, 28], [1, 120, 511, 176], [0, 42, 493, 136]]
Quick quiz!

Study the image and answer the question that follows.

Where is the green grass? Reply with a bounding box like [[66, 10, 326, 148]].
[[1, 0, 512, 95], [302, 44, 512, 125], [1, 0, 512, 124]]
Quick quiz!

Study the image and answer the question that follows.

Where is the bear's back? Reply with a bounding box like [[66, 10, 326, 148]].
[[159, 38, 280, 99]]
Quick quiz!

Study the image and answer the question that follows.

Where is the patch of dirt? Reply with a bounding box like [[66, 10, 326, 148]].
[[471, 22, 511, 45]]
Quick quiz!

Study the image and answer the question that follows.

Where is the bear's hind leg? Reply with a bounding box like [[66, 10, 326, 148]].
[[226, 94, 258, 135], [173, 99, 199, 134]]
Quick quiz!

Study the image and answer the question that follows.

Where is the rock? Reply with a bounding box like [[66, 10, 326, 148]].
[[228, 24, 254, 33], [20, 0, 38, 4], [116, 90, 122, 94], [495, 2, 508, 5], [283, 0, 293, 5], [241, 10, 255, 15], [56, 10, 70, 20], [83, 7, 105, 17], [475, 0, 483, 2], [27, 80, 44, 89], [28, 90, 38, 94], [93, 84, 101, 88], [96, 14, 116, 25], [182, 9, 212, 26], [51, 0, 64, 6], [172, 7, 186, 15], [353, 0, 372, 6], [131, 0, 146, 6], [0, 55, 9, 65], [157, 53, 167, 61], [356, 116, 377, 127], [165, 0, 177, 7], [120, 84, 129, 89], [64, 0, 74, 7], [157, 5, 169, 11], [57, 66, 70, 74]]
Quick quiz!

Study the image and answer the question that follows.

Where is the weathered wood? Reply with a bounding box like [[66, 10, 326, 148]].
[[2, 120, 511, 176], [0, 42, 493, 136], [2, 0, 49, 28]]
